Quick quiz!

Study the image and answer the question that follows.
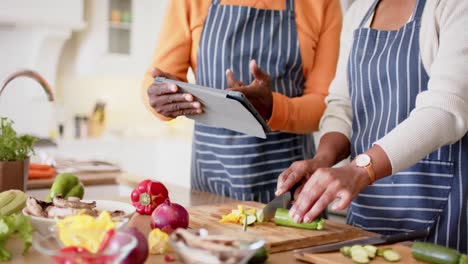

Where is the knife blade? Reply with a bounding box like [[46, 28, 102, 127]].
[[294, 229, 430, 255], [261, 191, 291, 221]]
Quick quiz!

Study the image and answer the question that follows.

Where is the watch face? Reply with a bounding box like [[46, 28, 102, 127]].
[[355, 154, 371, 167]]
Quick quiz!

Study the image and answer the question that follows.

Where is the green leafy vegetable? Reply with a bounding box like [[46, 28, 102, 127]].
[[0, 117, 37, 161], [0, 214, 33, 261]]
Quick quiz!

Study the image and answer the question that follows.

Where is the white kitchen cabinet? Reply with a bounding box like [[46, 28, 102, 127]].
[[72, 0, 169, 77]]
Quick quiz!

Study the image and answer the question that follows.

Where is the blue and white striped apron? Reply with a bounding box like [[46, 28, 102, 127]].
[[192, 0, 314, 203], [347, 0, 468, 253]]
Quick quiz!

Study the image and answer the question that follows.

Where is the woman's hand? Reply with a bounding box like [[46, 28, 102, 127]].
[[226, 60, 273, 120], [289, 163, 371, 223], [275, 157, 335, 199], [147, 68, 202, 118]]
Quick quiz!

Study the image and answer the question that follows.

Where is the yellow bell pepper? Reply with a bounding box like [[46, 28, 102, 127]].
[[148, 228, 170, 255]]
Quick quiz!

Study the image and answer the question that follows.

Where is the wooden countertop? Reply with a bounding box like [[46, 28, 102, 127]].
[[10, 179, 375, 263], [119, 175, 376, 263]]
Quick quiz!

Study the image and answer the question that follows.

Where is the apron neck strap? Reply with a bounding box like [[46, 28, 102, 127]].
[[285, 0, 296, 11], [211, 0, 221, 5], [412, 0, 427, 21], [359, 0, 426, 28]]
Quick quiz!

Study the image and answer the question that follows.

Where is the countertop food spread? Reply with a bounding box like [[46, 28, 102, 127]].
[[2, 179, 463, 264]]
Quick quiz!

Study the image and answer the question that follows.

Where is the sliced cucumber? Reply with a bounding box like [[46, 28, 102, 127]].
[[256, 209, 264, 223], [363, 245, 378, 259], [412, 241, 460, 264], [377, 248, 391, 257], [242, 216, 248, 232], [246, 215, 256, 225], [350, 245, 370, 264], [340, 246, 351, 257], [383, 249, 401, 262]]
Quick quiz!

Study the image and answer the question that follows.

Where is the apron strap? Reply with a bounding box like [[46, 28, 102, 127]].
[[412, 0, 426, 20], [358, 0, 380, 28], [285, 0, 296, 11], [211, 0, 221, 5]]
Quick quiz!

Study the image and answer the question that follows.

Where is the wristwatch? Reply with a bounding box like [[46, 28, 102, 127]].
[[354, 154, 376, 185]]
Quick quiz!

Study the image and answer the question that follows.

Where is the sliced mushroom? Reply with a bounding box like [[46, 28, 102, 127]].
[[25, 197, 48, 217], [52, 196, 96, 209], [47, 206, 98, 218]]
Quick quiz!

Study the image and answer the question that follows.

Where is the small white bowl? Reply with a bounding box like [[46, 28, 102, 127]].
[[23, 199, 136, 235]]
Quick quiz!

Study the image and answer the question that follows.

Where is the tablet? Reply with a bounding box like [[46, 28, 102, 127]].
[[154, 77, 270, 139]]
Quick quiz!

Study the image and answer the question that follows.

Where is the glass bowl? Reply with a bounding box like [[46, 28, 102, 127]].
[[168, 229, 265, 264], [33, 226, 136, 264]]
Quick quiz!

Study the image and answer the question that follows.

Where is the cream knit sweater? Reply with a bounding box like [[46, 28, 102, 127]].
[[319, 0, 468, 173]]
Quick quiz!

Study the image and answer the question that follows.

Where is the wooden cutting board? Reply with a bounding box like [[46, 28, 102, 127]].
[[188, 201, 370, 253], [295, 244, 425, 264]]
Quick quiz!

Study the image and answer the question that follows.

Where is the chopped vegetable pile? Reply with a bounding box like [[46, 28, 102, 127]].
[[218, 205, 263, 231], [341, 245, 401, 263]]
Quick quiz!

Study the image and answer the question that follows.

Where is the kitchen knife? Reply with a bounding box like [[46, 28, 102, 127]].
[[262, 182, 304, 221], [261, 191, 291, 221], [294, 229, 430, 255]]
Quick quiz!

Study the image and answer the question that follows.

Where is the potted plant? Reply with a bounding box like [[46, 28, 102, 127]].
[[0, 117, 36, 191]]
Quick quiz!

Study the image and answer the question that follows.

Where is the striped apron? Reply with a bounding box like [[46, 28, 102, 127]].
[[192, 0, 314, 203], [347, 0, 468, 253]]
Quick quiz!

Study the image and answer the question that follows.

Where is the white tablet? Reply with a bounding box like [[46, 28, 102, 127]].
[[154, 77, 270, 139]]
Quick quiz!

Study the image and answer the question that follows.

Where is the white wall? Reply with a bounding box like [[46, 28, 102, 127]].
[[0, 0, 84, 138]]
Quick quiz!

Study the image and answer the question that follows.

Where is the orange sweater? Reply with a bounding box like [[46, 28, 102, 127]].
[[142, 0, 342, 133]]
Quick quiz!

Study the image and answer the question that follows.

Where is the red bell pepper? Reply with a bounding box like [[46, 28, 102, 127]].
[[130, 179, 169, 215]]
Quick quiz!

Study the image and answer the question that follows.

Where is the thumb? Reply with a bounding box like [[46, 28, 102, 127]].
[[250, 60, 268, 81], [226, 69, 243, 89]]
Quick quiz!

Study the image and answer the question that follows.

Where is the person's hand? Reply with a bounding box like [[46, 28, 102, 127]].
[[226, 60, 273, 120], [276, 157, 334, 200], [147, 68, 202, 118], [289, 163, 371, 223]]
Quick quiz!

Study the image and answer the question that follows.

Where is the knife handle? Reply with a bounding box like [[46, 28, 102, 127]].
[[383, 229, 430, 244]]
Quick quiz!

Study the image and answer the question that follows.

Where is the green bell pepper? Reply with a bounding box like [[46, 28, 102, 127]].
[[45, 173, 84, 202]]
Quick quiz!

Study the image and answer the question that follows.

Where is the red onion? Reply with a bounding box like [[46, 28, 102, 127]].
[[150, 199, 189, 233], [109, 228, 148, 264]]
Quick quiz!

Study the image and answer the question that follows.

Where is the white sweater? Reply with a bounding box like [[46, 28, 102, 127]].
[[320, 0, 468, 173]]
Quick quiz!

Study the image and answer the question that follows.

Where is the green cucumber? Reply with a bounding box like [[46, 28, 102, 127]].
[[248, 246, 269, 264], [383, 249, 401, 262], [363, 245, 378, 259], [273, 208, 324, 230], [459, 254, 467, 264], [412, 242, 460, 264], [350, 245, 370, 264]]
